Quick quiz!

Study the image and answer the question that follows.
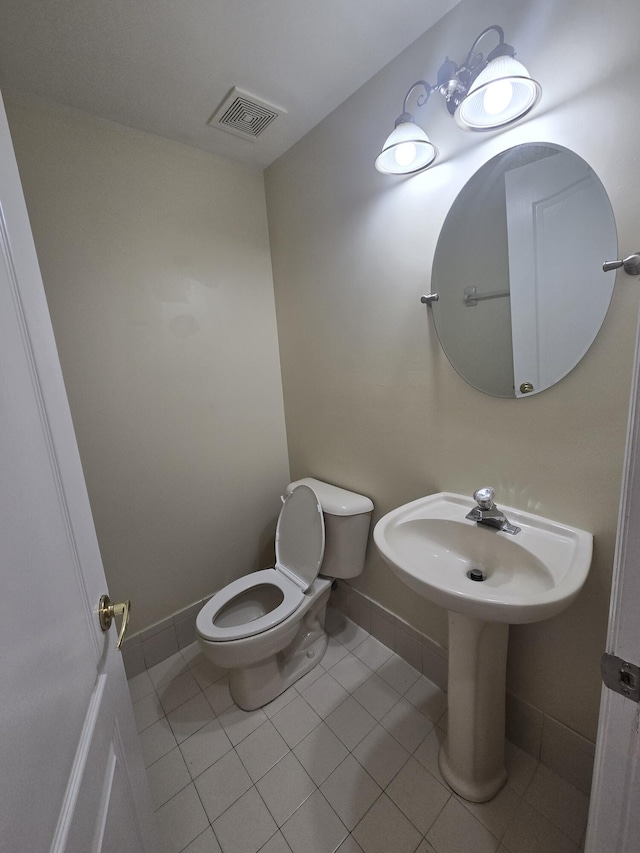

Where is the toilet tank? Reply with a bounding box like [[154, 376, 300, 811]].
[[286, 478, 374, 579]]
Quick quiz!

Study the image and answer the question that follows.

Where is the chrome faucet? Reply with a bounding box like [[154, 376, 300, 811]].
[[465, 487, 521, 535]]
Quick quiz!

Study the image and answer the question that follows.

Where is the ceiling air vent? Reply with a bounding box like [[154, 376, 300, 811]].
[[208, 88, 285, 142]]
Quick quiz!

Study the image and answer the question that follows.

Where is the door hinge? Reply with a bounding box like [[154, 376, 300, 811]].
[[601, 653, 640, 702]]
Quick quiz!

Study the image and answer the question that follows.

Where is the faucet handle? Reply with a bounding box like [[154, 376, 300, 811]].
[[473, 487, 495, 509]]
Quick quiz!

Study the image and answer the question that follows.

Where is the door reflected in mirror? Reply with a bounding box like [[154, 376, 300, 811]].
[[431, 143, 617, 397]]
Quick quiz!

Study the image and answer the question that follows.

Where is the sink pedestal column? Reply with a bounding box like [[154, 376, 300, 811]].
[[439, 611, 509, 803]]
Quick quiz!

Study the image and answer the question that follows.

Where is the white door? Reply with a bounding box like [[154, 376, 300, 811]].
[[585, 316, 640, 852], [0, 90, 157, 852], [505, 150, 616, 396]]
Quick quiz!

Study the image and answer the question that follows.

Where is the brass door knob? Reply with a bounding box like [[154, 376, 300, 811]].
[[98, 595, 131, 650]]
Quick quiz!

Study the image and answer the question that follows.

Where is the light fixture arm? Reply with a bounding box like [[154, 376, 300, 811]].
[[397, 80, 436, 125], [462, 25, 508, 70], [375, 23, 541, 175], [439, 24, 515, 115], [396, 26, 516, 122]]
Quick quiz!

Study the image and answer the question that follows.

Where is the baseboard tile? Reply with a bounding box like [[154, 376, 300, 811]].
[[123, 594, 212, 678]]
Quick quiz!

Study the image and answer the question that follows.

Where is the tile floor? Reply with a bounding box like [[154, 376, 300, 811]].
[[129, 609, 589, 853]]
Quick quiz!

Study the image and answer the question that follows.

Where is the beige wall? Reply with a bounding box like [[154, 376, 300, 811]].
[[265, 0, 640, 741], [6, 94, 290, 631]]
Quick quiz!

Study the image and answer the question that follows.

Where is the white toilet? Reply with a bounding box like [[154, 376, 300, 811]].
[[196, 477, 373, 710]]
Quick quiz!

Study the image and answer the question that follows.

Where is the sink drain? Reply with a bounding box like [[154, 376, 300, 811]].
[[467, 568, 486, 582]]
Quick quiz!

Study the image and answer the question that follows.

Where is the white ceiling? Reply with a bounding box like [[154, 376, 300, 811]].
[[0, 0, 461, 170]]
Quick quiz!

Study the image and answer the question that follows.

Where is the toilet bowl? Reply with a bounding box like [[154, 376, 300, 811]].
[[196, 478, 373, 710]]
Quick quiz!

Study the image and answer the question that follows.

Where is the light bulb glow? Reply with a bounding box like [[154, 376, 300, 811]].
[[375, 120, 437, 174], [482, 79, 513, 116], [394, 142, 417, 167]]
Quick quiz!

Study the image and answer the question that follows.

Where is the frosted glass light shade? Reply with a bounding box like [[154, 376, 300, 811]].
[[455, 55, 541, 131], [375, 120, 437, 175]]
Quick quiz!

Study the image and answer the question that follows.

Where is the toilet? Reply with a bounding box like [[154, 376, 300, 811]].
[[196, 477, 373, 710]]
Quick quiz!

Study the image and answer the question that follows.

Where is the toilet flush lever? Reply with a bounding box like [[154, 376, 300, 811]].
[[98, 595, 131, 650]]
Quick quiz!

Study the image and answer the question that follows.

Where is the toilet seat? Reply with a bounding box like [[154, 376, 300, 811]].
[[196, 569, 305, 641], [196, 485, 325, 642]]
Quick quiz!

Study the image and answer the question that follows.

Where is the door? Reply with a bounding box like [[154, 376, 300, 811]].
[[585, 312, 640, 851], [505, 150, 616, 396], [0, 90, 157, 852]]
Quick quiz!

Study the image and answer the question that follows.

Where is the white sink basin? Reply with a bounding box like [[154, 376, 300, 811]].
[[373, 492, 592, 624], [373, 491, 593, 803]]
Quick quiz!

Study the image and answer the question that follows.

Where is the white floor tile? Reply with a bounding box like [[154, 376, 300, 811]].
[[179, 717, 233, 779], [139, 716, 178, 768], [257, 752, 317, 826], [179, 641, 203, 667], [386, 756, 450, 835], [147, 746, 191, 809], [427, 797, 500, 853], [524, 764, 589, 843], [157, 670, 202, 715], [404, 675, 448, 723], [128, 670, 155, 703], [415, 841, 439, 853], [331, 619, 370, 651], [328, 654, 373, 693], [502, 798, 579, 853], [167, 692, 216, 743], [236, 719, 290, 782], [320, 754, 382, 830], [352, 792, 422, 853], [259, 831, 293, 853], [293, 663, 325, 693], [459, 782, 521, 841], [281, 789, 348, 853], [271, 695, 322, 748], [325, 696, 376, 750], [204, 675, 235, 716], [352, 635, 394, 671], [155, 783, 209, 853], [190, 657, 228, 690], [377, 654, 422, 694], [352, 672, 401, 721], [148, 651, 190, 688], [218, 703, 268, 746], [181, 826, 222, 853], [319, 636, 349, 669], [263, 685, 298, 719], [194, 749, 253, 822], [505, 741, 538, 796], [352, 724, 410, 788], [213, 787, 278, 853], [293, 721, 349, 785], [336, 837, 365, 853], [301, 671, 349, 718], [380, 697, 434, 753], [412, 725, 448, 786], [133, 691, 165, 733], [133, 642, 589, 853]]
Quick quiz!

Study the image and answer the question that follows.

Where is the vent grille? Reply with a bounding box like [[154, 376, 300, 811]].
[[208, 88, 285, 142]]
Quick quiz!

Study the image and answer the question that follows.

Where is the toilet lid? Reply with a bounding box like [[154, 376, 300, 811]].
[[275, 484, 325, 592]]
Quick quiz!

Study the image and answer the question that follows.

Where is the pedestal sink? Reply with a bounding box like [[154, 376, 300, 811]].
[[373, 492, 592, 802]]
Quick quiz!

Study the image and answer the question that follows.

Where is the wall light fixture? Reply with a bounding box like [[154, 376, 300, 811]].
[[375, 25, 541, 176]]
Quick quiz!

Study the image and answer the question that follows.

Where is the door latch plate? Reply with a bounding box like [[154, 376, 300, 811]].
[[601, 653, 640, 702]]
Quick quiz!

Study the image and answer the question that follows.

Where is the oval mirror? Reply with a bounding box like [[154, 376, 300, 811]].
[[431, 143, 617, 397]]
